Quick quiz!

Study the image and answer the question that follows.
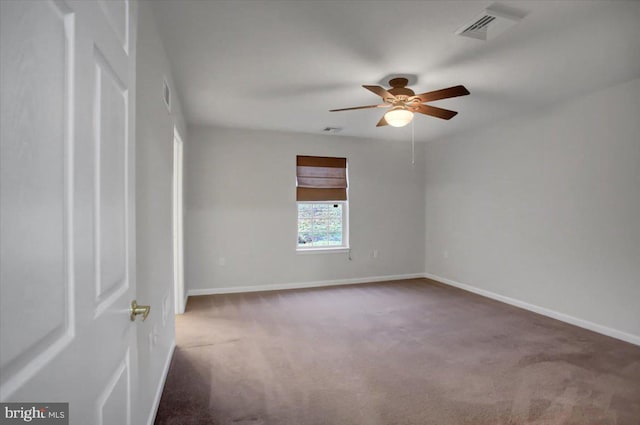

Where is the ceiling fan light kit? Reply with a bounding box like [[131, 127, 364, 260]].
[[384, 107, 414, 128], [330, 77, 469, 128]]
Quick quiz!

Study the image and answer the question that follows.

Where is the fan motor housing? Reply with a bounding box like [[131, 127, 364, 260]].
[[388, 77, 415, 98], [388, 88, 415, 98]]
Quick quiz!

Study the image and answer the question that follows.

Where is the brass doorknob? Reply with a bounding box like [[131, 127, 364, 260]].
[[130, 300, 150, 321]]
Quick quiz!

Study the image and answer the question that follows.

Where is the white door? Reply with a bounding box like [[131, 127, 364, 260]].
[[1, 1, 142, 424]]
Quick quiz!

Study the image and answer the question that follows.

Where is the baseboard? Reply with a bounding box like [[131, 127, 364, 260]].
[[181, 291, 188, 314], [423, 272, 640, 346], [187, 273, 425, 297], [147, 340, 176, 425]]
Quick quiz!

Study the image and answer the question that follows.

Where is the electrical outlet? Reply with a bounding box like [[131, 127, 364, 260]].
[[373, 249, 379, 259], [443, 250, 449, 259], [218, 257, 226, 266]]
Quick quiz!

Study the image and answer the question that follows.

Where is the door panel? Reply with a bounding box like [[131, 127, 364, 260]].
[[0, 1, 139, 424], [94, 46, 129, 311], [0, 0, 75, 395], [98, 0, 129, 54], [97, 351, 131, 425]]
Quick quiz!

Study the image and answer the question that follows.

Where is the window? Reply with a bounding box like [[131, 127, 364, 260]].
[[296, 156, 348, 251], [298, 202, 347, 248]]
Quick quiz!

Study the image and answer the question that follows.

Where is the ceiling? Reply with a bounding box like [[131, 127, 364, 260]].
[[150, 0, 640, 143]]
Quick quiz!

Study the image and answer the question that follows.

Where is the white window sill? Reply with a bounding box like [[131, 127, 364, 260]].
[[296, 247, 350, 255]]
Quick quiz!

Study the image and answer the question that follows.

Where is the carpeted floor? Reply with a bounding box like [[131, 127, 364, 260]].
[[154, 278, 640, 425]]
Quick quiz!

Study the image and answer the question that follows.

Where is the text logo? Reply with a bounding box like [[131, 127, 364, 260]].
[[0, 403, 68, 424]]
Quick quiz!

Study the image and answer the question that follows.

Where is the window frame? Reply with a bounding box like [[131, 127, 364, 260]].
[[296, 200, 349, 253]]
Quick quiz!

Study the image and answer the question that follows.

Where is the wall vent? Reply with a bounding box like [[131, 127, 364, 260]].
[[456, 3, 524, 41], [163, 78, 171, 112]]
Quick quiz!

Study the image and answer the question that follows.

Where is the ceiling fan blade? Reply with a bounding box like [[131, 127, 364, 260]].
[[413, 85, 470, 103], [415, 104, 458, 120], [376, 115, 388, 127], [363, 85, 396, 101], [329, 104, 388, 112]]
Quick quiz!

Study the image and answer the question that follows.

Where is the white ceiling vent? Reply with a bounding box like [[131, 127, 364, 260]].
[[163, 78, 171, 112], [456, 3, 524, 41]]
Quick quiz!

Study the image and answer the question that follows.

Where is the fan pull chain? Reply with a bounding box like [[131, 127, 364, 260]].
[[411, 119, 415, 165]]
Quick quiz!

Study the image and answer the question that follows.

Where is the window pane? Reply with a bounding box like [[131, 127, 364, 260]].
[[298, 204, 312, 219], [298, 219, 312, 233], [313, 219, 328, 233]]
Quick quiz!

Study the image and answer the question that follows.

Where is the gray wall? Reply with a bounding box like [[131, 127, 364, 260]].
[[135, 2, 187, 423], [185, 126, 425, 291], [424, 78, 640, 339]]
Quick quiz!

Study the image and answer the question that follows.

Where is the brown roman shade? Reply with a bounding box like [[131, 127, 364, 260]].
[[296, 156, 347, 201]]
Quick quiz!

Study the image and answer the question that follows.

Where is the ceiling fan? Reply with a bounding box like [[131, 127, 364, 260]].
[[330, 78, 470, 128]]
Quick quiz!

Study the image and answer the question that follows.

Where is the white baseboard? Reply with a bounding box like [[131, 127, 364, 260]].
[[180, 292, 188, 314], [147, 340, 176, 425], [187, 273, 425, 297], [423, 272, 640, 347]]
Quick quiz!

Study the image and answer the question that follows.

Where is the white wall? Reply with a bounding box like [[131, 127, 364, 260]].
[[185, 126, 425, 292], [135, 1, 187, 423], [425, 78, 640, 341]]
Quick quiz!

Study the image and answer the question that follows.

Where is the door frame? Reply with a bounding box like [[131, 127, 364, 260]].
[[172, 127, 185, 314]]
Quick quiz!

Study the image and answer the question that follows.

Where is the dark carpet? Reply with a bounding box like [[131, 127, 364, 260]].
[[155, 278, 640, 425]]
